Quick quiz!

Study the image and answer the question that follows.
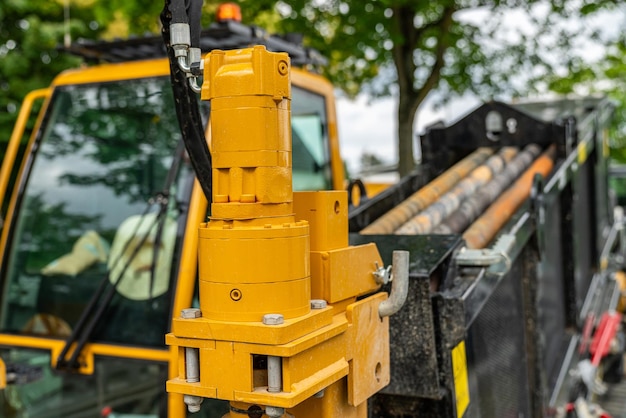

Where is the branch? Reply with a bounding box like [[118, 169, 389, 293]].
[[392, 4, 457, 113], [413, 5, 455, 113]]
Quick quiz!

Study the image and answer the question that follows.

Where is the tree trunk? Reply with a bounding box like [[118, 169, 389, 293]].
[[397, 92, 419, 177]]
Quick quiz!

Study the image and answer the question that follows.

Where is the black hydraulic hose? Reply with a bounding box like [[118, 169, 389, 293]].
[[169, 0, 189, 24], [161, 0, 213, 201], [188, 0, 203, 48]]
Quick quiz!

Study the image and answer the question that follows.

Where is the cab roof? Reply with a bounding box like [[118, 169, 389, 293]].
[[60, 20, 327, 68]]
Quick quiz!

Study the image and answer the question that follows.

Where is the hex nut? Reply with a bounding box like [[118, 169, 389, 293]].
[[181, 308, 202, 319], [262, 314, 284, 325], [265, 406, 285, 418], [310, 299, 327, 309], [183, 394, 203, 413], [314, 389, 325, 398]]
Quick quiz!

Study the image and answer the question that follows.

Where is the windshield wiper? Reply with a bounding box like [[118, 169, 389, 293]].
[[56, 139, 186, 372]]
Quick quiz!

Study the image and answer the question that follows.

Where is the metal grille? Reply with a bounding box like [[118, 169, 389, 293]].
[[538, 196, 570, 390], [465, 262, 531, 418]]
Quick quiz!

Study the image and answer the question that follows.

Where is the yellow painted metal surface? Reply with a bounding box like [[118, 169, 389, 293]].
[[0, 334, 169, 370], [293, 191, 349, 251], [0, 356, 6, 390], [198, 46, 310, 322], [451, 340, 470, 418], [0, 89, 49, 207], [51, 59, 170, 86], [167, 46, 388, 418]]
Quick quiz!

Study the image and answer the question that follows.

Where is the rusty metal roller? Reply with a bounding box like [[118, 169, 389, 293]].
[[394, 147, 518, 235], [360, 148, 493, 235], [463, 144, 556, 249], [435, 143, 542, 235]]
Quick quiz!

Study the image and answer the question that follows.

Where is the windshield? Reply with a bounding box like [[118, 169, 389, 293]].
[[291, 86, 332, 190], [0, 77, 194, 347]]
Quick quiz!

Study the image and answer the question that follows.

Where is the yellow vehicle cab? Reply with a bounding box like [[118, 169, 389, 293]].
[[0, 20, 345, 418]]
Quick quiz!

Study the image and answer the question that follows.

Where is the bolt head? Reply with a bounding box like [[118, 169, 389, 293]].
[[310, 299, 327, 309], [265, 406, 285, 418], [262, 313, 284, 325], [183, 394, 203, 413], [181, 308, 202, 319], [313, 389, 325, 398]]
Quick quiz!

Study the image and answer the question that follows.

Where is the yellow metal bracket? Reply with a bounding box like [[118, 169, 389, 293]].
[[0, 357, 6, 389], [0, 88, 50, 204]]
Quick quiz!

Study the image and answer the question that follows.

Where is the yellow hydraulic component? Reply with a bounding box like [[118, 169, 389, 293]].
[[166, 46, 400, 418]]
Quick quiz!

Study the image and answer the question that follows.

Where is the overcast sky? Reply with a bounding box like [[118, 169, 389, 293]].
[[336, 94, 479, 175]]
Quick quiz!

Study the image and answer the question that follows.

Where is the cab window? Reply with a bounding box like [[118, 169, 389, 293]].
[[0, 77, 193, 347]]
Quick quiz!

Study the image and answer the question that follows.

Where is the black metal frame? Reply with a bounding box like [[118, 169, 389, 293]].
[[60, 20, 327, 68], [353, 98, 617, 417]]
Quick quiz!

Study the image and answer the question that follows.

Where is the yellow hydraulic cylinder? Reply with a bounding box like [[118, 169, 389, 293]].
[[199, 46, 310, 322]]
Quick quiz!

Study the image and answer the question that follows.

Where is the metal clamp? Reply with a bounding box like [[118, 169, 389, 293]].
[[455, 233, 516, 275], [379, 250, 410, 318]]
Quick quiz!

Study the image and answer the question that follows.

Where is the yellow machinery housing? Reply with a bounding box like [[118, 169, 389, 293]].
[[165, 46, 404, 418]]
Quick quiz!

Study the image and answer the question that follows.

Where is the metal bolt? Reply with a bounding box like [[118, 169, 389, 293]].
[[183, 394, 203, 413], [310, 299, 327, 309], [314, 389, 325, 398], [181, 308, 202, 319], [185, 347, 200, 383], [262, 314, 284, 325], [267, 356, 282, 393], [265, 406, 285, 418]]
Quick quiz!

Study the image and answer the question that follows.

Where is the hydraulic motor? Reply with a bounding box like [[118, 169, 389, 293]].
[[166, 45, 408, 418]]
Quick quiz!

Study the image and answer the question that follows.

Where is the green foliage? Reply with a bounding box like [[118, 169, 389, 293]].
[[546, 33, 626, 162], [0, 0, 101, 156], [2, 0, 621, 179], [239, 0, 620, 175]]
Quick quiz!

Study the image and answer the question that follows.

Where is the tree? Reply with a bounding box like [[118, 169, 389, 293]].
[[0, 0, 102, 150], [239, 0, 621, 176], [3, 0, 621, 178], [547, 31, 626, 160]]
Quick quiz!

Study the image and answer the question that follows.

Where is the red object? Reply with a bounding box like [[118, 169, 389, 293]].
[[579, 313, 595, 354], [589, 312, 622, 366], [101, 406, 113, 417]]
